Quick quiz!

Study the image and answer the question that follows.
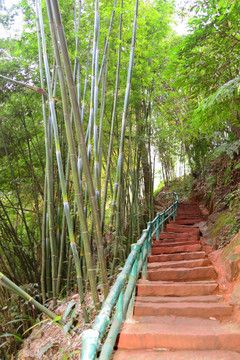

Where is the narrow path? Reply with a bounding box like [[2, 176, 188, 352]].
[[113, 202, 240, 359]]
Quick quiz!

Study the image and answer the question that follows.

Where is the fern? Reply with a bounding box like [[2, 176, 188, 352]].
[[210, 140, 240, 160], [204, 77, 240, 108], [197, 77, 240, 113]]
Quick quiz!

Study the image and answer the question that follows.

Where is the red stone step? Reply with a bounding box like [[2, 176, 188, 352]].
[[134, 302, 232, 318], [147, 258, 210, 270], [155, 236, 198, 243], [147, 266, 217, 281], [152, 243, 201, 255], [135, 295, 223, 303], [178, 204, 200, 209], [174, 219, 204, 225], [175, 216, 204, 225], [156, 232, 198, 240], [148, 251, 206, 263], [153, 241, 200, 248], [114, 350, 240, 359], [177, 214, 202, 218], [178, 203, 200, 208], [177, 209, 201, 215], [165, 225, 200, 235], [153, 237, 199, 243], [137, 280, 218, 296], [178, 205, 201, 210], [176, 214, 204, 220], [116, 316, 240, 351]]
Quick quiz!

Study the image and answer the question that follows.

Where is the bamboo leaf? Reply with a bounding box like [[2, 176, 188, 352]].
[[0, 340, 9, 349], [0, 333, 23, 342], [36, 343, 54, 358], [23, 318, 49, 335], [0, 74, 48, 96], [62, 301, 76, 320]]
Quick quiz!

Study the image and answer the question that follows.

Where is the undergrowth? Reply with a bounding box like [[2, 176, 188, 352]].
[[154, 175, 194, 200]]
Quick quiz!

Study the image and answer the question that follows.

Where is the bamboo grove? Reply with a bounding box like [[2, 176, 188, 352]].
[[0, 0, 175, 329], [2, 0, 239, 354]]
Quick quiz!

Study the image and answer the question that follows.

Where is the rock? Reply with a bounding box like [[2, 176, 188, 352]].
[[226, 258, 240, 282], [197, 221, 209, 237], [208, 211, 229, 238], [230, 283, 240, 305], [206, 238, 214, 245]]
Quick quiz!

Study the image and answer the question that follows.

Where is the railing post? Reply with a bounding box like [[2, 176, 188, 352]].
[[81, 329, 99, 360], [147, 222, 152, 253], [173, 202, 176, 221], [99, 291, 123, 360], [147, 221, 152, 239], [161, 211, 165, 232], [156, 214, 160, 241], [126, 244, 138, 319], [141, 233, 148, 280]]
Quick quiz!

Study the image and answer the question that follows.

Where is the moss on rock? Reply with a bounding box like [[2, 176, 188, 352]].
[[209, 211, 229, 238]]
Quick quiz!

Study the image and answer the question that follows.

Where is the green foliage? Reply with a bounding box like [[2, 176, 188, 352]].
[[1, 0, 239, 356], [155, 175, 194, 200], [153, 181, 165, 196], [210, 140, 240, 161], [152, 0, 240, 179]]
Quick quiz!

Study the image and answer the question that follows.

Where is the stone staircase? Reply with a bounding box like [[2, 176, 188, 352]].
[[113, 202, 240, 360]]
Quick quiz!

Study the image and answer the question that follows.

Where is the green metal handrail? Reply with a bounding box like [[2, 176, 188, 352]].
[[81, 192, 178, 360]]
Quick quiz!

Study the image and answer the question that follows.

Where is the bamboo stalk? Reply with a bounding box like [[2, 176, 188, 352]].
[[98, 42, 109, 199], [45, 213, 51, 297], [101, 0, 123, 233], [50, 0, 109, 298], [57, 2, 83, 293], [46, 0, 100, 311], [98, 0, 118, 86], [36, 0, 57, 306], [111, 0, 139, 273], [0, 272, 65, 326], [41, 174, 47, 303], [37, 0, 89, 321], [93, 0, 100, 208]]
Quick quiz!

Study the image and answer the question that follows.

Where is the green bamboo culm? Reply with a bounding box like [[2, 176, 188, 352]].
[[37, 0, 89, 321], [97, 0, 117, 86], [46, 0, 100, 311], [101, 0, 123, 234], [41, 175, 47, 303], [0, 272, 64, 326], [36, 0, 57, 306], [93, 0, 101, 209], [111, 0, 139, 274], [97, 0, 118, 195], [56, 2, 82, 293], [50, 0, 109, 298]]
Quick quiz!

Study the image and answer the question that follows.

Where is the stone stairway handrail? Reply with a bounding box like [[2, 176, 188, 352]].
[[81, 192, 178, 360]]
